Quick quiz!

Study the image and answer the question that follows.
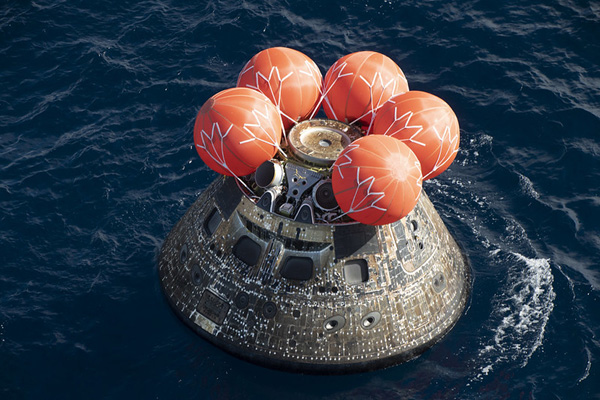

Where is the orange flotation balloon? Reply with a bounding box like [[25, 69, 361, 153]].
[[193, 87, 282, 177], [332, 135, 422, 225], [237, 47, 323, 130], [372, 90, 460, 180], [322, 51, 409, 132]]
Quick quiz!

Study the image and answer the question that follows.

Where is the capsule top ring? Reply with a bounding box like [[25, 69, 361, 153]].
[[287, 119, 362, 166]]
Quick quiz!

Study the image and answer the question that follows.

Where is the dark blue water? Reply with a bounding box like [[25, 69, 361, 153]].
[[2, 0, 599, 398]]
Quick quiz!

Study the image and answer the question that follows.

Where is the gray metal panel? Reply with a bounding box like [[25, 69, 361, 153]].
[[333, 223, 379, 259]]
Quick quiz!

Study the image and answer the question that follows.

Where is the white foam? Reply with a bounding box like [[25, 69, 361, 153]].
[[517, 172, 540, 199], [490, 248, 501, 256], [474, 252, 555, 380], [578, 346, 592, 383]]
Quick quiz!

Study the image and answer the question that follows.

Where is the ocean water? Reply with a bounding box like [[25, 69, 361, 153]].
[[1, 0, 599, 398]]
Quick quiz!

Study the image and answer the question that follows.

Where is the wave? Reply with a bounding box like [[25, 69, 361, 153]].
[[474, 252, 555, 380]]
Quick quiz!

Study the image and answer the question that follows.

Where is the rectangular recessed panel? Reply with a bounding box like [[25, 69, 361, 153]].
[[343, 259, 369, 284], [280, 256, 314, 281], [219, 177, 243, 219], [233, 235, 262, 266], [333, 224, 379, 259], [197, 290, 230, 325], [204, 208, 222, 235]]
